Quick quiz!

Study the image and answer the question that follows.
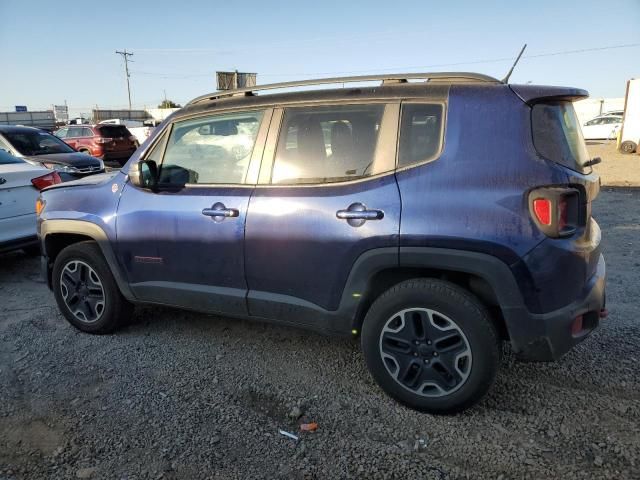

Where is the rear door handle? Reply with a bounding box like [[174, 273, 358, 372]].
[[336, 202, 384, 227], [202, 202, 239, 221]]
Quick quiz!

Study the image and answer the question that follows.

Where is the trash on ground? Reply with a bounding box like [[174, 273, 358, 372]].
[[299, 422, 318, 432], [278, 429, 299, 441]]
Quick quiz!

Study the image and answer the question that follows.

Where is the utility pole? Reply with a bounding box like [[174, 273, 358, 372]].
[[115, 49, 134, 110]]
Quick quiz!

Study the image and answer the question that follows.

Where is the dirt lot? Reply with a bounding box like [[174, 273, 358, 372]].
[[1, 148, 639, 479], [589, 140, 640, 187]]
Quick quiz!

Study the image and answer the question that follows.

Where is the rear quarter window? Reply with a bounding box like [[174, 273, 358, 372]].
[[397, 103, 444, 168], [532, 101, 590, 173]]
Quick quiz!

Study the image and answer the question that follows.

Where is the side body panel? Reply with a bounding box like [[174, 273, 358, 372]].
[[38, 172, 131, 295], [115, 183, 252, 315], [245, 174, 401, 321], [397, 84, 599, 314], [397, 84, 560, 259]]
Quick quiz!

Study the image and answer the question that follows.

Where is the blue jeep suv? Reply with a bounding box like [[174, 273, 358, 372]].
[[37, 72, 606, 413]]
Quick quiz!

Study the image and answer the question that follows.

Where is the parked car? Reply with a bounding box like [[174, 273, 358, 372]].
[[581, 114, 622, 140], [0, 149, 61, 254], [98, 119, 155, 147], [55, 124, 137, 166], [37, 72, 605, 414], [601, 110, 624, 117], [0, 125, 104, 178]]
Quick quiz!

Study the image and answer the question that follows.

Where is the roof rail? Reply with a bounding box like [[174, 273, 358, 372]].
[[186, 71, 501, 105]]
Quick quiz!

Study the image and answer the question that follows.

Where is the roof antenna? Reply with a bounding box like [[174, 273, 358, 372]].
[[502, 44, 527, 84]]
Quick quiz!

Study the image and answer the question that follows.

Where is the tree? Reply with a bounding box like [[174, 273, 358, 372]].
[[158, 99, 181, 109]]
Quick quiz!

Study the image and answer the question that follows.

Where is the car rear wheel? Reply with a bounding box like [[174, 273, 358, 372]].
[[361, 278, 500, 414], [52, 241, 133, 334]]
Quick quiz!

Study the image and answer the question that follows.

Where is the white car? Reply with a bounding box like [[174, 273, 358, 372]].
[[581, 115, 623, 140], [0, 149, 61, 254]]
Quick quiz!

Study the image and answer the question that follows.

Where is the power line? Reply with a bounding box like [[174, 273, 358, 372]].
[[115, 49, 134, 109], [127, 42, 640, 80]]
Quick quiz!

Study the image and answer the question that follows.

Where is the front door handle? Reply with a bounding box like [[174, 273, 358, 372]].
[[336, 202, 384, 227], [202, 202, 239, 221]]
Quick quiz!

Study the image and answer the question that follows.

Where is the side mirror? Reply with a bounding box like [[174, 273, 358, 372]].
[[129, 160, 158, 189]]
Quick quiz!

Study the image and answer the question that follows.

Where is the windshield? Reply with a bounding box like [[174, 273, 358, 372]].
[[0, 149, 24, 164], [532, 101, 590, 173], [2, 130, 75, 156]]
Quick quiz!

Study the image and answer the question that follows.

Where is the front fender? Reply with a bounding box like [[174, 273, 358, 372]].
[[39, 219, 135, 301]]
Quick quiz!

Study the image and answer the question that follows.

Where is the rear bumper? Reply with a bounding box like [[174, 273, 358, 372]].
[[507, 254, 606, 361]]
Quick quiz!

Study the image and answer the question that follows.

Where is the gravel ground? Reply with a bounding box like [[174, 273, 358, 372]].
[[1, 188, 639, 480]]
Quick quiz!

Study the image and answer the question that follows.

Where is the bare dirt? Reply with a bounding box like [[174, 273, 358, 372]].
[[589, 140, 640, 186]]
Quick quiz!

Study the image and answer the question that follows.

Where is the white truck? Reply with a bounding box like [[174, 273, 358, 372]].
[[619, 78, 640, 154]]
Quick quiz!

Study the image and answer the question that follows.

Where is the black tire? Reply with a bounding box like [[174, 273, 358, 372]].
[[52, 241, 133, 334], [361, 278, 500, 414], [78, 148, 91, 155]]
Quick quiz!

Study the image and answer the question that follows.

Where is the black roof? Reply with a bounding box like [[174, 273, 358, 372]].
[[0, 125, 46, 133]]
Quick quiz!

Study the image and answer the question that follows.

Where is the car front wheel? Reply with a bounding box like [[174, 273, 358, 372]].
[[52, 241, 133, 334], [361, 278, 500, 414]]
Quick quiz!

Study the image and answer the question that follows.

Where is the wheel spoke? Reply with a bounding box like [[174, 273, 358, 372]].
[[81, 299, 95, 319], [79, 263, 88, 282], [405, 310, 427, 340], [433, 331, 467, 354], [417, 362, 458, 393], [66, 293, 80, 307], [381, 334, 413, 355], [397, 358, 424, 389], [62, 271, 77, 288]]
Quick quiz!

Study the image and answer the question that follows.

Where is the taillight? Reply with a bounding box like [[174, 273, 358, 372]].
[[31, 171, 62, 191], [95, 137, 113, 144], [532, 199, 552, 226], [529, 187, 581, 238]]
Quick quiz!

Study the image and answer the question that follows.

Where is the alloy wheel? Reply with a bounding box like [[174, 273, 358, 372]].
[[379, 308, 472, 397], [59, 260, 105, 323]]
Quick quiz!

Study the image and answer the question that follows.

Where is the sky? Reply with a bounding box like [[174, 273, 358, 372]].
[[0, 0, 638, 117]]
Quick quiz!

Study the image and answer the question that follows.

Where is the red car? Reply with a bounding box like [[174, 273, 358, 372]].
[[54, 124, 137, 165]]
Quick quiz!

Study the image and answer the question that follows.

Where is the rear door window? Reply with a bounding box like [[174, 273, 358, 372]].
[[271, 104, 386, 185], [532, 101, 590, 173], [397, 103, 444, 168]]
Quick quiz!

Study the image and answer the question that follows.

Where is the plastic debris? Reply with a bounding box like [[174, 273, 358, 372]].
[[278, 429, 299, 441], [299, 422, 318, 432]]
